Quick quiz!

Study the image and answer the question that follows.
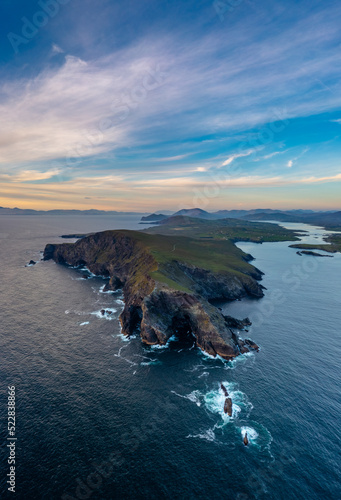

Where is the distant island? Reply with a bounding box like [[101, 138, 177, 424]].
[[2, 205, 341, 233], [140, 213, 168, 222], [44, 216, 301, 360], [0, 206, 147, 216], [140, 207, 341, 231], [141, 208, 341, 252]]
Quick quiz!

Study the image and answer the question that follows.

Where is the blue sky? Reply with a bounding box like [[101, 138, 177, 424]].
[[0, 0, 341, 211]]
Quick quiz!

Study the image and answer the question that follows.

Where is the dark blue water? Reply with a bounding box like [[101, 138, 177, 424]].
[[0, 216, 340, 499]]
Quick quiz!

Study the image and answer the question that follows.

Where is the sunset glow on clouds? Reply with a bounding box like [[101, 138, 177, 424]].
[[1, 0, 341, 211]]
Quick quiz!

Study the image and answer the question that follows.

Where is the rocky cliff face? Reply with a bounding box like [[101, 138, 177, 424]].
[[44, 230, 261, 360]]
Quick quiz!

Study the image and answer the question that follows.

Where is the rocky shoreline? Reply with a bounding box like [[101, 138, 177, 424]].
[[44, 230, 261, 361]]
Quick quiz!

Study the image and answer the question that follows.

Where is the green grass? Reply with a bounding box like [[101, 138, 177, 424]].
[[150, 271, 192, 293], [144, 216, 300, 243], [139, 233, 253, 275], [290, 234, 341, 253], [59, 217, 302, 294], [109, 217, 300, 291], [289, 233, 341, 253]]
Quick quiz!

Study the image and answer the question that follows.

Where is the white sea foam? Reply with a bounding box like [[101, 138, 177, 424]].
[[199, 347, 255, 370], [171, 390, 202, 407], [99, 284, 113, 294], [240, 426, 259, 443], [91, 308, 116, 320], [224, 351, 254, 370], [140, 359, 162, 366], [199, 349, 217, 361], [77, 266, 96, 277], [114, 345, 138, 365], [186, 429, 216, 442], [184, 363, 205, 373], [65, 309, 89, 316], [114, 333, 130, 342], [80, 321, 89, 326], [204, 381, 253, 423], [150, 334, 178, 350]]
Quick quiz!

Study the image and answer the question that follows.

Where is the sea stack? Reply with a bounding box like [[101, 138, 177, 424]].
[[224, 397, 233, 416], [221, 383, 229, 397], [243, 432, 249, 446]]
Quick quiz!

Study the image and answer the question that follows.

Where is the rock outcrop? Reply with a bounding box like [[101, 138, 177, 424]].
[[300, 250, 333, 257], [26, 260, 36, 266], [224, 398, 233, 416], [224, 315, 252, 329], [221, 383, 229, 397], [221, 383, 233, 416], [44, 230, 262, 361]]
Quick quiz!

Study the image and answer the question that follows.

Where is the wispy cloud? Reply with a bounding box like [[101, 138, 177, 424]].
[[221, 151, 254, 167], [253, 149, 288, 162], [0, 168, 61, 182], [154, 154, 191, 162], [286, 147, 309, 168], [1, 1, 341, 212], [51, 44, 64, 55], [1, 2, 341, 170]]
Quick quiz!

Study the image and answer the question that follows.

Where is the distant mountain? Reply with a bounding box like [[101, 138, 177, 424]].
[[306, 211, 341, 228], [141, 213, 168, 222], [0, 207, 146, 216], [169, 208, 320, 220], [2, 205, 339, 229], [241, 212, 302, 222], [241, 210, 341, 229], [212, 208, 321, 219], [172, 208, 218, 219], [155, 208, 341, 230], [153, 209, 174, 215]]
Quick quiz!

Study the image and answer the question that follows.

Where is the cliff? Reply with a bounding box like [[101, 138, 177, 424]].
[[44, 229, 263, 360]]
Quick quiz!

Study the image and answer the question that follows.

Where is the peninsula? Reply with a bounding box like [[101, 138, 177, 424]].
[[44, 216, 299, 360]]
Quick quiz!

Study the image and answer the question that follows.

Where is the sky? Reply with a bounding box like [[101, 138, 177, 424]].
[[0, 0, 341, 212]]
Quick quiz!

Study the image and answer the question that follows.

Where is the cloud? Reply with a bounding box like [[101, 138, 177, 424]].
[[286, 147, 309, 168], [154, 154, 190, 162], [298, 173, 341, 184], [331, 119, 341, 124], [1, 170, 340, 213], [51, 44, 64, 55], [221, 151, 253, 167], [1, 2, 341, 172], [0, 168, 61, 182], [253, 149, 289, 162]]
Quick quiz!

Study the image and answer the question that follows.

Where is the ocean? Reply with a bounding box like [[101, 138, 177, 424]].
[[0, 215, 340, 499]]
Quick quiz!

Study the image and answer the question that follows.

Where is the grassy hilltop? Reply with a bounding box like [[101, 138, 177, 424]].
[[145, 215, 299, 242], [143, 216, 300, 291], [289, 233, 341, 253], [44, 216, 301, 359]]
